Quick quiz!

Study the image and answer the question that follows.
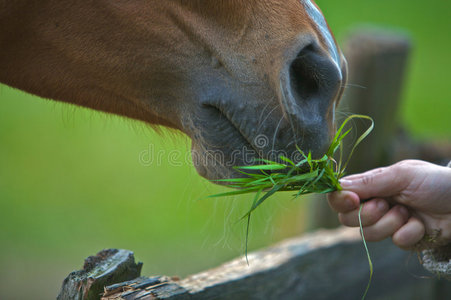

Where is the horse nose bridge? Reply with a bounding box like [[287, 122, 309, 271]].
[[301, 0, 341, 66]]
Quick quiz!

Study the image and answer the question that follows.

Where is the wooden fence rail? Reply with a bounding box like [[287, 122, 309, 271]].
[[58, 227, 450, 300]]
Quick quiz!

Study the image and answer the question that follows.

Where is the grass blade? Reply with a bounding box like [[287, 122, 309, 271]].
[[279, 155, 296, 166], [208, 187, 261, 198], [340, 115, 374, 176], [241, 184, 284, 219], [214, 178, 255, 183], [238, 164, 287, 171], [244, 189, 262, 265], [359, 204, 373, 300]]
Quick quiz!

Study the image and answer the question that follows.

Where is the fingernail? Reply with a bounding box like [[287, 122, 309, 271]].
[[339, 179, 353, 188]]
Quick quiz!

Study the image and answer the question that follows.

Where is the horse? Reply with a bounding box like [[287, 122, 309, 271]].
[[0, 0, 346, 180]]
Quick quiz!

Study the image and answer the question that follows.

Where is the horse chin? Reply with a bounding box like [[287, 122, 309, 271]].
[[190, 140, 259, 182]]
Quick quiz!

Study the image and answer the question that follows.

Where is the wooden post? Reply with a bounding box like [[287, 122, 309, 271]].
[[57, 249, 143, 300], [308, 28, 412, 230], [339, 28, 412, 172]]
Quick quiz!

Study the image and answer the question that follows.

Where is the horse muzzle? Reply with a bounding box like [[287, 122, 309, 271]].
[[185, 37, 346, 181]]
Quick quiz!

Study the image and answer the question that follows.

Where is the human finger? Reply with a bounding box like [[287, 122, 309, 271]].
[[337, 198, 390, 227], [392, 217, 425, 249], [362, 205, 410, 241], [327, 191, 360, 213]]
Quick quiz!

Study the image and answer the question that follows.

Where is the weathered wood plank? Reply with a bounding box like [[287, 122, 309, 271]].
[[101, 227, 450, 300], [57, 249, 143, 300]]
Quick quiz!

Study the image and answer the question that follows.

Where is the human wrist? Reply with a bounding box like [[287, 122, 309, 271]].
[[419, 160, 451, 279]]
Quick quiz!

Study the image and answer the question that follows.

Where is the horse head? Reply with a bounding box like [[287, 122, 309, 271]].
[[0, 0, 346, 180]]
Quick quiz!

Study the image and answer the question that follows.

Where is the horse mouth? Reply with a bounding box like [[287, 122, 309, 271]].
[[190, 105, 264, 180], [189, 101, 333, 181]]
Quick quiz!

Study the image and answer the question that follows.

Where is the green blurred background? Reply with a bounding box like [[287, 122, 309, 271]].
[[0, 1, 450, 299]]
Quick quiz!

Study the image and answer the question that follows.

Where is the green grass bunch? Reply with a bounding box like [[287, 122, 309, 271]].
[[210, 114, 373, 242], [209, 114, 374, 299]]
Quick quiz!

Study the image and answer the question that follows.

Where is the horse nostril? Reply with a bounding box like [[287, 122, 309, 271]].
[[281, 42, 343, 156], [290, 44, 320, 101], [288, 43, 341, 107]]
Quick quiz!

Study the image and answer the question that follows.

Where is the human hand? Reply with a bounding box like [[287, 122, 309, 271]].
[[327, 160, 451, 249]]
